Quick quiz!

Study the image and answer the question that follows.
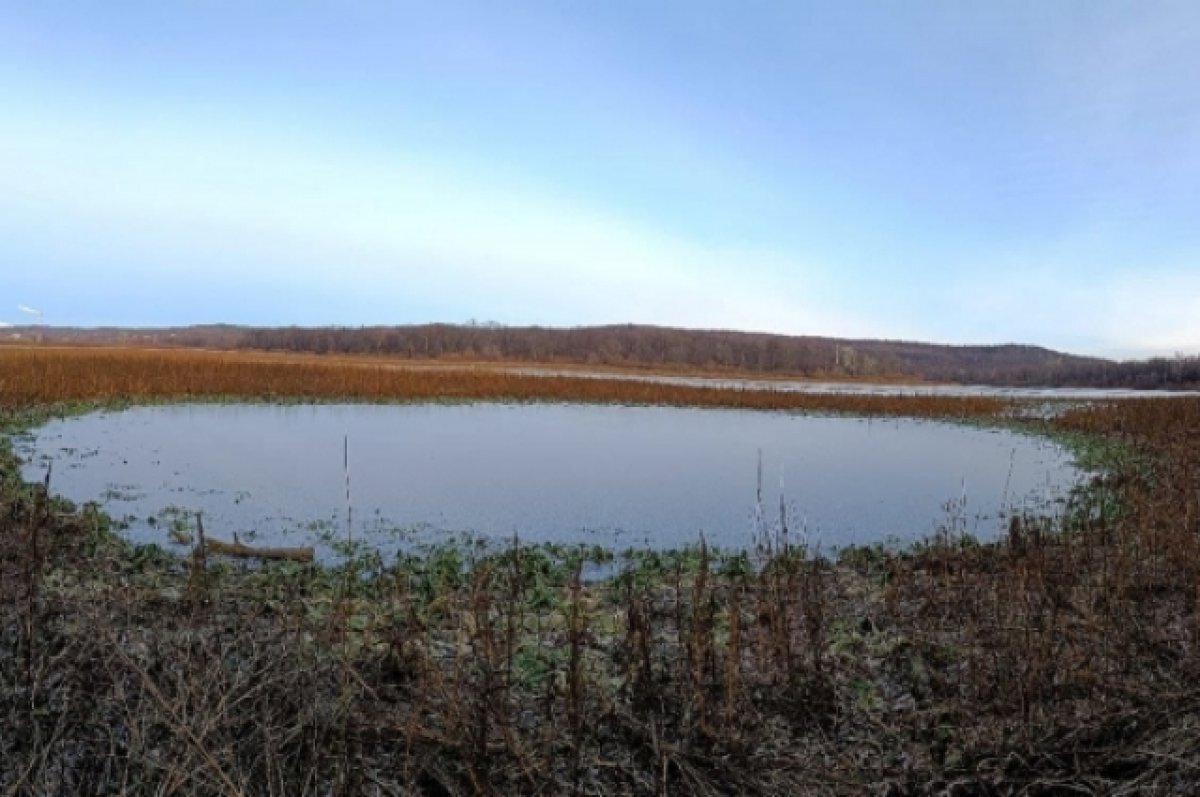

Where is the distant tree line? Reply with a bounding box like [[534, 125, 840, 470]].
[[234, 324, 1200, 388], [19, 323, 1200, 389], [237, 324, 905, 377]]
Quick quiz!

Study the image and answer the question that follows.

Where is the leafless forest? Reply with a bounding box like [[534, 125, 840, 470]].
[[13, 323, 1200, 388]]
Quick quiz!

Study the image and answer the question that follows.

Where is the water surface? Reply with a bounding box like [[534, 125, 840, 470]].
[[505, 367, 1200, 399], [17, 403, 1083, 559]]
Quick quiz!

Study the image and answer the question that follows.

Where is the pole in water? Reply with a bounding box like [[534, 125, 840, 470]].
[[344, 434, 352, 545]]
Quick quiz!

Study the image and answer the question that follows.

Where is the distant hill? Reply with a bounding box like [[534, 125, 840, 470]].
[[7, 323, 1199, 389]]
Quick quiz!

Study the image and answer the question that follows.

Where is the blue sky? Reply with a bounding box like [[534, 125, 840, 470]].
[[2, 2, 1198, 357]]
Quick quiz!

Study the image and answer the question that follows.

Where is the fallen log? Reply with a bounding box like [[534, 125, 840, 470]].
[[203, 536, 314, 563]]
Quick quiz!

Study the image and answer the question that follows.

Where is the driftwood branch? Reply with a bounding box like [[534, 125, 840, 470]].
[[203, 536, 314, 563]]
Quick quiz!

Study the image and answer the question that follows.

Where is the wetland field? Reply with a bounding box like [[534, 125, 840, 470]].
[[3, 346, 1200, 795]]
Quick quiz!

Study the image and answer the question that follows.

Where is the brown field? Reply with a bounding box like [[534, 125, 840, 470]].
[[0, 338, 937, 385], [0, 344, 1004, 417], [3, 347, 1200, 794]]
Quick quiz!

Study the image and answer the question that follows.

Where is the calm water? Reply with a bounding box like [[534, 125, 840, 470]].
[[506, 367, 1200, 399], [16, 403, 1083, 559]]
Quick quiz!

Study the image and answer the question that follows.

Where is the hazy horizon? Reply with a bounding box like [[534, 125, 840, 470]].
[[3, 2, 1199, 359]]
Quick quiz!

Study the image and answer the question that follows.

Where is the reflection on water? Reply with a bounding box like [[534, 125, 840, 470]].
[[17, 403, 1083, 559]]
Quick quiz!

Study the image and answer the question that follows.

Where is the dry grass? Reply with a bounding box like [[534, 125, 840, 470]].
[[3, 348, 1200, 794], [0, 345, 1007, 418]]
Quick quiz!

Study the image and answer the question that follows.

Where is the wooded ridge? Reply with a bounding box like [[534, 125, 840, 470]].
[[7, 323, 1198, 388]]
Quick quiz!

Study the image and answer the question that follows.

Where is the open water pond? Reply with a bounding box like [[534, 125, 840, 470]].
[[17, 403, 1084, 560]]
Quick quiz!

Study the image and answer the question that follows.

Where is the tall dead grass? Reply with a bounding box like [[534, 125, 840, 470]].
[[0, 345, 1007, 418]]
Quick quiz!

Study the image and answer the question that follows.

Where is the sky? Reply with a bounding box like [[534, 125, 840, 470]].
[[2, 2, 1199, 358]]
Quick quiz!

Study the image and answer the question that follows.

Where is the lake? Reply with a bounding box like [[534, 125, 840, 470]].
[[16, 403, 1084, 559]]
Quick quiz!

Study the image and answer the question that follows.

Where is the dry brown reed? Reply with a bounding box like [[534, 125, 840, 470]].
[[0, 345, 1007, 418]]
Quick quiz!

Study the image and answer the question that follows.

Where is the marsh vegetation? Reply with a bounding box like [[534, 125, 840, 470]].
[[2, 346, 1199, 794]]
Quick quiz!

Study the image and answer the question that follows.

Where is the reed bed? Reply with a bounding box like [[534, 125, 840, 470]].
[[0, 345, 1007, 418], [2, 349, 1200, 794]]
